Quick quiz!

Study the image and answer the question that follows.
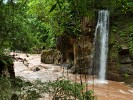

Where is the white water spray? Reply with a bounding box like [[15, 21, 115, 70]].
[[98, 10, 109, 81], [89, 10, 109, 84]]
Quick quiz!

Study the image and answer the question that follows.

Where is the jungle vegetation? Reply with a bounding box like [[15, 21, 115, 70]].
[[0, 0, 133, 99], [0, 0, 132, 54]]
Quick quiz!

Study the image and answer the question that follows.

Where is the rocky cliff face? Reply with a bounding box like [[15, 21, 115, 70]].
[[108, 44, 133, 85], [42, 15, 133, 85], [71, 35, 93, 74], [56, 34, 93, 74], [55, 16, 95, 74], [107, 16, 133, 85]]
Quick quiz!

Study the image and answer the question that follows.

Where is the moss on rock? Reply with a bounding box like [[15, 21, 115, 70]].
[[41, 49, 62, 64]]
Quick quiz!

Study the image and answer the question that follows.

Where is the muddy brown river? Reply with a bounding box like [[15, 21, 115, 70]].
[[12, 53, 133, 100]]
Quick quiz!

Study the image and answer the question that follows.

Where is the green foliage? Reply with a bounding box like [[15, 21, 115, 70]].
[[113, 0, 133, 14], [127, 25, 133, 56], [110, 10, 133, 58], [0, 77, 12, 99], [0, 77, 95, 100], [44, 79, 95, 100], [82, 90, 95, 100], [124, 73, 129, 78], [14, 77, 41, 100], [0, 0, 39, 53], [118, 19, 133, 56], [49, 0, 95, 37], [0, 0, 133, 53], [46, 80, 83, 99], [0, 77, 41, 100]]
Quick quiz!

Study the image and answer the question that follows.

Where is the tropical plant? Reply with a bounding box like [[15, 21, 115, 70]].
[[44, 79, 95, 100], [0, 77, 12, 99]]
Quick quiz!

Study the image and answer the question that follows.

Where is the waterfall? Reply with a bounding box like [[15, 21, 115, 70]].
[[98, 10, 109, 81], [89, 10, 109, 84]]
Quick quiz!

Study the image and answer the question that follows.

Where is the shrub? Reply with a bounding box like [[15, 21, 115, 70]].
[[44, 79, 95, 100]]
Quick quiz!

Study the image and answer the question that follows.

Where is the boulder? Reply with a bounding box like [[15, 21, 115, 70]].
[[118, 44, 129, 55], [119, 55, 133, 64], [124, 75, 133, 86], [119, 64, 133, 75], [108, 61, 133, 83], [33, 67, 40, 72], [0, 55, 15, 80], [108, 71, 122, 81], [41, 49, 61, 64], [118, 45, 133, 64]]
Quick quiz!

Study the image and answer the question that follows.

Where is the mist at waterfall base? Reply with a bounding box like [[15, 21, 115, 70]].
[[88, 10, 109, 84]]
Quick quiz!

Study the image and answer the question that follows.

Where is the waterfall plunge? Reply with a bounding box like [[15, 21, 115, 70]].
[[89, 10, 109, 84], [98, 10, 109, 82]]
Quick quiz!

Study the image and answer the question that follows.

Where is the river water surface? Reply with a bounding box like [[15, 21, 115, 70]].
[[12, 53, 133, 100]]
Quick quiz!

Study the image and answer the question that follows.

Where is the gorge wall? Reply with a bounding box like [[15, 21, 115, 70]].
[[41, 14, 133, 85], [108, 16, 133, 85]]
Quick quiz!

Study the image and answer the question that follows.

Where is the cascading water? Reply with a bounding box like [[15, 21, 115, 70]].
[[89, 10, 109, 84], [98, 10, 109, 81]]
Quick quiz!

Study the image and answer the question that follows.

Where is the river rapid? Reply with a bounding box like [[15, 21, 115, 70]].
[[12, 52, 133, 100]]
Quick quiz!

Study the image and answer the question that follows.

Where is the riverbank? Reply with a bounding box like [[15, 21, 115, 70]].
[[12, 52, 133, 100]]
